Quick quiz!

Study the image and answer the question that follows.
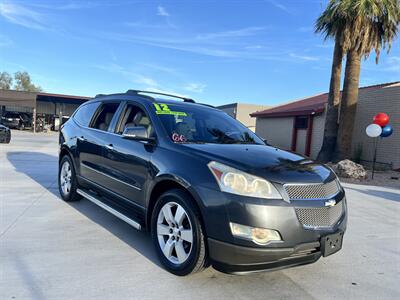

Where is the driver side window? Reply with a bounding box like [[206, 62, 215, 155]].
[[116, 103, 153, 137]]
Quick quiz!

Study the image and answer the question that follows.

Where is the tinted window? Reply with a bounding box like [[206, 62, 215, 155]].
[[91, 103, 120, 131], [154, 103, 264, 145], [73, 102, 100, 127], [115, 103, 153, 136]]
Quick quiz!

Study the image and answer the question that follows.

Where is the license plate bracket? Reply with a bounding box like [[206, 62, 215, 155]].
[[321, 231, 343, 257]]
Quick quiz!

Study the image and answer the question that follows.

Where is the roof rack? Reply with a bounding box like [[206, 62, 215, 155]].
[[126, 89, 195, 103]]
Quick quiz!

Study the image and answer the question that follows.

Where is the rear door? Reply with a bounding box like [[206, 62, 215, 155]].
[[100, 101, 155, 208], [77, 101, 122, 188]]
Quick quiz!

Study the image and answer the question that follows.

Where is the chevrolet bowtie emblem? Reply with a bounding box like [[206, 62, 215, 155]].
[[325, 200, 336, 207]]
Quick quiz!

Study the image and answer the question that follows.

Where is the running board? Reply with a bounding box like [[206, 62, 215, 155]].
[[77, 189, 142, 230]]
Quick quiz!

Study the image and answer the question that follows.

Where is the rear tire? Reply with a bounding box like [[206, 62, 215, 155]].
[[151, 189, 207, 276], [58, 155, 81, 202]]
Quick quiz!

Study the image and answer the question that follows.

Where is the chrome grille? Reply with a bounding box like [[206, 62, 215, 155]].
[[284, 180, 339, 200], [295, 201, 343, 228]]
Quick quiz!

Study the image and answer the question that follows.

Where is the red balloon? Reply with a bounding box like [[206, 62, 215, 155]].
[[373, 113, 389, 127]]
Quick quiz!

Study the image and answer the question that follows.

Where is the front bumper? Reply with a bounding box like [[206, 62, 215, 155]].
[[1, 120, 19, 129], [208, 238, 322, 274], [194, 185, 347, 274]]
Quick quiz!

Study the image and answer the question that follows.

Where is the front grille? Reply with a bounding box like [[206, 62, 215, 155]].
[[284, 180, 339, 200], [295, 200, 344, 228]]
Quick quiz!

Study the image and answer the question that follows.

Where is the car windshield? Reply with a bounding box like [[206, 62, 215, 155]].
[[4, 112, 20, 118], [153, 102, 264, 145]]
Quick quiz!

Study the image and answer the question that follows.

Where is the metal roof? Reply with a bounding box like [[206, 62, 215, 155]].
[[251, 81, 400, 118]]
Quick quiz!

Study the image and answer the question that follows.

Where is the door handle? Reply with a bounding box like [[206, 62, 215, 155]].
[[78, 136, 86, 141], [105, 144, 114, 150]]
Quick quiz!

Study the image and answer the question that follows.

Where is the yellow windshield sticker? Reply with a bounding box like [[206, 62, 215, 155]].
[[153, 103, 187, 116]]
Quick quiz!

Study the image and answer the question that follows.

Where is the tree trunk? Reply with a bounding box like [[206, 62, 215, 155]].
[[317, 38, 344, 162], [335, 49, 361, 160]]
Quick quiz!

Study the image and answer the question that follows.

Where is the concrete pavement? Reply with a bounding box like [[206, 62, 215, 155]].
[[1, 130, 399, 300]]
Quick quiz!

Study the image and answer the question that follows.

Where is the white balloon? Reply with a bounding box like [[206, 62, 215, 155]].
[[366, 123, 382, 137]]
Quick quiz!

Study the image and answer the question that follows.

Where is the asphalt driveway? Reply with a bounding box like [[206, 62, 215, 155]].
[[1, 130, 399, 300]]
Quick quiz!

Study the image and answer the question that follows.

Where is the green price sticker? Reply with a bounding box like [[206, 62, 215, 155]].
[[153, 103, 187, 116]]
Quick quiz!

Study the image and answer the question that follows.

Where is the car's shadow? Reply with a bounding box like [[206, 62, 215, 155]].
[[6, 151, 161, 268]]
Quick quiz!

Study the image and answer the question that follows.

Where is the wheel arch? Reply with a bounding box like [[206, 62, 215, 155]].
[[146, 176, 206, 233], [59, 146, 79, 175]]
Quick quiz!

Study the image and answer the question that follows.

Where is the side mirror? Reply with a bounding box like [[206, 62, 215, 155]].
[[122, 126, 154, 142]]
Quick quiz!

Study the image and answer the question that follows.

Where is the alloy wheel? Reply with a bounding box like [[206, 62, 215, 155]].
[[157, 202, 193, 265], [60, 161, 72, 196]]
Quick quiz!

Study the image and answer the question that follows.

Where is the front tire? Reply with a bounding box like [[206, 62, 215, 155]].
[[58, 155, 81, 202], [151, 189, 207, 276]]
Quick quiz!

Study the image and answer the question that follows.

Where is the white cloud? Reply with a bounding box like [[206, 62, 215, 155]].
[[384, 57, 400, 72], [157, 5, 169, 17], [95, 63, 160, 87], [0, 2, 45, 30], [297, 26, 313, 32], [289, 53, 319, 61], [184, 83, 206, 93], [134, 75, 158, 87], [196, 27, 266, 40], [266, 0, 291, 14]]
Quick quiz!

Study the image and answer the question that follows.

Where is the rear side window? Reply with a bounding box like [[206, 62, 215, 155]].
[[73, 102, 100, 127], [90, 103, 120, 131]]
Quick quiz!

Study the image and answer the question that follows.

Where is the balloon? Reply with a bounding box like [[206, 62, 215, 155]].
[[366, 124, 382, 137], [380, 124, 393, 138], [373, 113, 389, 127]]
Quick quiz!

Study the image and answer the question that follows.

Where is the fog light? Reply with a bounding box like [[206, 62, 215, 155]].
[[229, 222, 282, 245]]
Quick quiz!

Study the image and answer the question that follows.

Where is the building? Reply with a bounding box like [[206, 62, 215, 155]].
[[0, 89, 91, 131], [251, 82, 400, 170], [218, 103, 271, 131]]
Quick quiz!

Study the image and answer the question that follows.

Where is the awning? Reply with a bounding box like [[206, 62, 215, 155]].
[[0, 90, 38, 108]]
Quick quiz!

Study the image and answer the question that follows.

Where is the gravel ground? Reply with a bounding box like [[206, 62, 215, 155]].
[[339, 170, 400, 189]]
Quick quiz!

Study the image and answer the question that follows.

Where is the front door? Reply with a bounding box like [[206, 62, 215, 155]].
[[101, 102, 155, 208]]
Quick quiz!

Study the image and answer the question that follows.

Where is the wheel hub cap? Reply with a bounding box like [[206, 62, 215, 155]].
[[60, 161, 72, 196], [156, 202, 193, 265]]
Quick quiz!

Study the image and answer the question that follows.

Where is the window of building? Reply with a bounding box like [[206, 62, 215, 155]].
[[295, 116, 308, 129]]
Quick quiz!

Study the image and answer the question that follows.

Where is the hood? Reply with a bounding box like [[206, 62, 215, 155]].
[[180, 144, 334, 184]]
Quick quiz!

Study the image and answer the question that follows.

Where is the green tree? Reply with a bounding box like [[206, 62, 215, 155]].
[[316, 0, 400, 161], [315, 0, 352, 162], [0, 71, 13, 90], [14, 71, 42, 92], [336, 0, 400, 159]]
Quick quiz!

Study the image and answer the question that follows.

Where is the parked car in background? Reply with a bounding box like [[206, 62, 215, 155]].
[[1, 112, 32, 130], [58, 90, 347, 276], [0, 124, 11, 143]]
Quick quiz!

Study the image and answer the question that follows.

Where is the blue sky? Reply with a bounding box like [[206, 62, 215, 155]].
[[0, 0, 399, 106]]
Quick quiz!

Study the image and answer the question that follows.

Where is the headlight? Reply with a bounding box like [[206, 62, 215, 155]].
[[208, 161, 282, 199], [230, 222, 282, 245]]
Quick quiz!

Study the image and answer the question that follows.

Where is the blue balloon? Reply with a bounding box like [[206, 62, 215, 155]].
[[380, 125, 393, 137]]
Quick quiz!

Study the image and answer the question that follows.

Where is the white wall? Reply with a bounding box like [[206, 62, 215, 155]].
[[352, 84, 400, 169], [310, 111, 326, 159], [255, 117, 293, 150], [296, 129, 307, 155]]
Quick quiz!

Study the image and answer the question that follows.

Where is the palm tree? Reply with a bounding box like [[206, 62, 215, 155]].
[[316, 0, 400, 161], [336, 0, 400, 159], [315, 0, 352, 162]]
